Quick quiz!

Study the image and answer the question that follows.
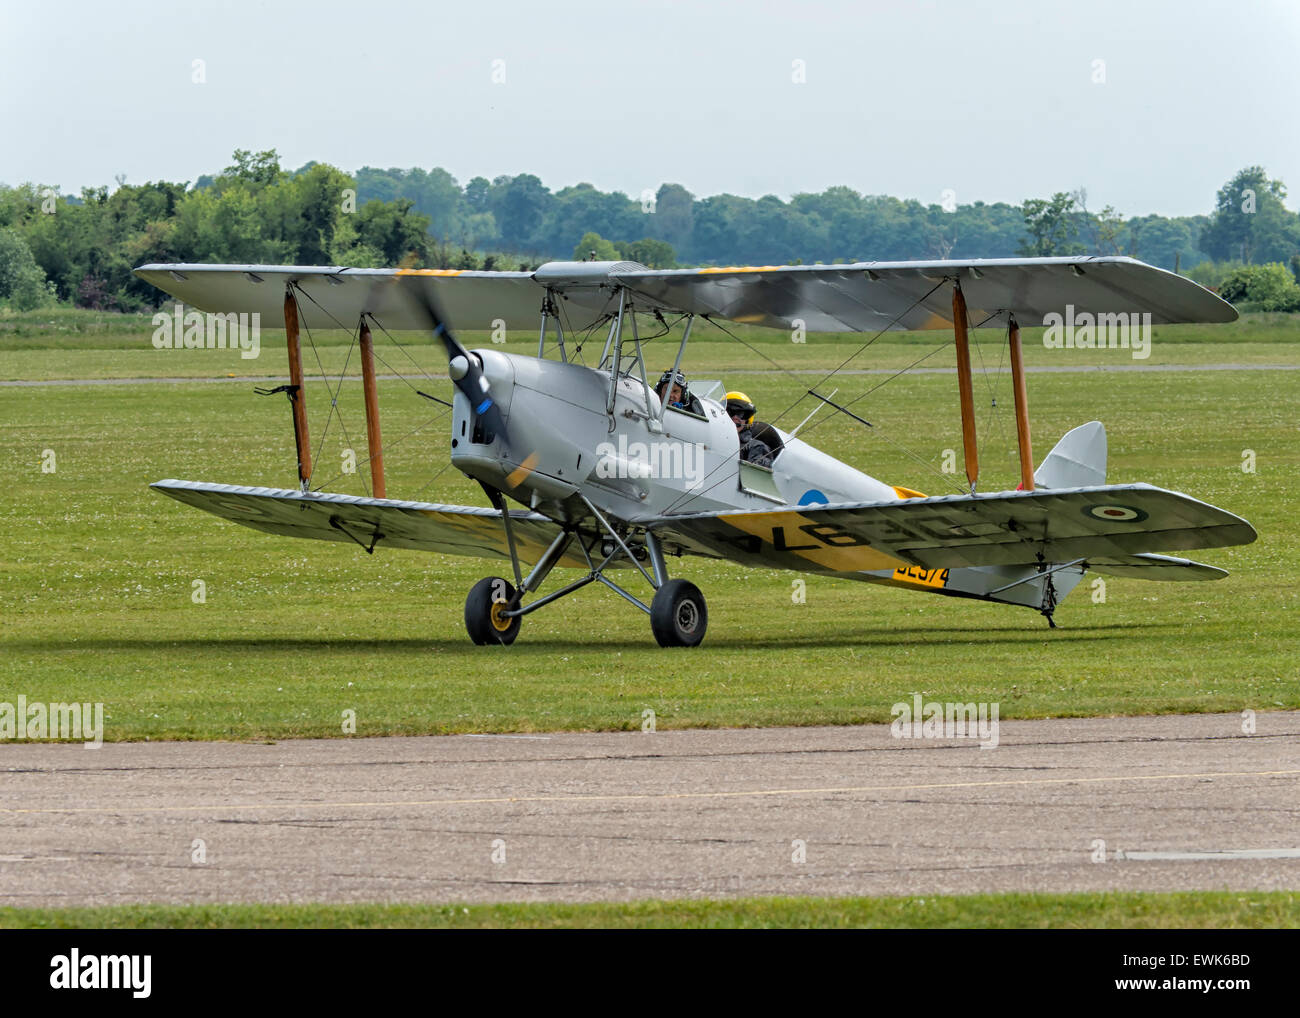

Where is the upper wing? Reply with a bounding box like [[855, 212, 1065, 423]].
[[612, 257, 1236, 332], [151, 479, 596, 567], [648, 483, 1256, 573], [133, 264, 556, 333], [135, 256, 1234, 336]]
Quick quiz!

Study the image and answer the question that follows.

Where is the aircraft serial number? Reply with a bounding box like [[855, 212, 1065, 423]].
[[891, 565, 950, 588]]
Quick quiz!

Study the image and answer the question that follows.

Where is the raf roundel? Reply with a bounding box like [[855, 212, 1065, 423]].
[[1083, 503, 1149, 523]]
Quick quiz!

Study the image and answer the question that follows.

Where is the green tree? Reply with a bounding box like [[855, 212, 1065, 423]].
[[0, 227, 55, 309], [1072, 190, 1126, 255], [490, 174, 553, 251], [616, 237, 676, 268], [573, 231, 620, 261], [651, 183, 695, 252], [1018, 192, 1085, 256], [1200, 167, 1300, 264], [284, 162, 355, 264], [691, 194, 751, 263], [222, 149, 283, 190], [356, 166, 463, 240], [1217, 262, 1300, 310], [1127, 215, 1205, 271], [464, 176, 491, 214], [353, 198, 431, 266]]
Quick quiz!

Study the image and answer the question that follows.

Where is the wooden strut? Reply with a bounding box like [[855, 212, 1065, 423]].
[[1008, 315, 1035, 491], [951, 281, 978, 493], [283, 288, 311, 490], [358, 318, 386, 499]]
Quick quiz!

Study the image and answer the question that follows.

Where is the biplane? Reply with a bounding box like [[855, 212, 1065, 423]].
[[134, 256, 1256, 646]]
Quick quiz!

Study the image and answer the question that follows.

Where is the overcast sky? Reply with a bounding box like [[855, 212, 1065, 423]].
[[2, 0, 1296, 217]]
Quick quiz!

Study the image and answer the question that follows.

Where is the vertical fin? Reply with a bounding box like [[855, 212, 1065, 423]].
[[1035, 421, 1107, 489]]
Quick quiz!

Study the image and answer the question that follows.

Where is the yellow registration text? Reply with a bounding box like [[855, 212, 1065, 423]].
[[892, 565, 950, 588]]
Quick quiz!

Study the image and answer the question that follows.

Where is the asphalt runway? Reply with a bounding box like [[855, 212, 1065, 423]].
[[2, 712, 1298, 907]]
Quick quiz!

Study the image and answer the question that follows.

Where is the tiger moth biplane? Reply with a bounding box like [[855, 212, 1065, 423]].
[[135, 256, 1256, 646]]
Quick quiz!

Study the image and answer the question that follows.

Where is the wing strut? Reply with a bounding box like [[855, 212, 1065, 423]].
[[283, 286, 312, 490], [358, 317, 386, 498], [1008, 314, 1035, 491], [952, 280, 978, 493]]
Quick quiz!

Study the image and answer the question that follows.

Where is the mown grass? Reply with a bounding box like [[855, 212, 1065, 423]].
[[3, 305, 1298, 347], [2, 892, 1296, 928], [2, 321, 1296, 741], [2, 308, 1297, 381]]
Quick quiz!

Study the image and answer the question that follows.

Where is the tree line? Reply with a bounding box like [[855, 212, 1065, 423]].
[[2, 151, 1298, 312]]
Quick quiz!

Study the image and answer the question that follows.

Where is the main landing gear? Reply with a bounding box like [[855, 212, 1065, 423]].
[[463, 490, 708, 647], [649, 579, 707, 648]]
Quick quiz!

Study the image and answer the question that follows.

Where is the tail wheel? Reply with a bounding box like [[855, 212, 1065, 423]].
[[465, 577, 521, 645], [650, 579, 708, 648]]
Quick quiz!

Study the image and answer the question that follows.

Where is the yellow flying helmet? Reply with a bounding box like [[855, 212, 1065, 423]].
[[725, 391, 756, 427]]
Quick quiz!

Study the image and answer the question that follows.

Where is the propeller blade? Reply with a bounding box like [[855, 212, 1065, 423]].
[[403, 281, 510, 446], [374, 275, 539, 492]]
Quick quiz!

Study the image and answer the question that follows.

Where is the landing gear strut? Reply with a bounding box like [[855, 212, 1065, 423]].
[[462, 489, 708, 647]]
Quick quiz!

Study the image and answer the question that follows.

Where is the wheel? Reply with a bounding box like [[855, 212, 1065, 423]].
[[650, 579, 708, 647], [465, 576, 521, 645]]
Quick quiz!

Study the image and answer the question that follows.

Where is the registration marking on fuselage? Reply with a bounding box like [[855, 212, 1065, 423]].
[[891, 565, 950, 588]]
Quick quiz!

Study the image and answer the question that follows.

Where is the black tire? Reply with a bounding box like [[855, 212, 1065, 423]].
[[650, 579, 708, 647], [465, 576, 521, 645]]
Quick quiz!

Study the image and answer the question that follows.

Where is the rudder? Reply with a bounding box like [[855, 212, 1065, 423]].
[[1035, 421, 1107, 489]]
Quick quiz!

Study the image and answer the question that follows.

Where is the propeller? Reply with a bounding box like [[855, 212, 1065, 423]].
[[357, 274, 543, 495], [402, 280, 511, 448]]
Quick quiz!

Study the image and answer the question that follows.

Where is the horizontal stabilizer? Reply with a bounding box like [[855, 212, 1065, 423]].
[[1086, 553, 1229, 581], [150, 479, 594, 567]]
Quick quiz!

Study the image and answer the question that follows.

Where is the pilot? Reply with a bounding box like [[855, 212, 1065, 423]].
[[726, 391, 775, 468], [657, 369, 692, 411]]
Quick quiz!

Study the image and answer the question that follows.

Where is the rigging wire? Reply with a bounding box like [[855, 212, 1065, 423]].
[[766, 276, 951, 427], [973, 319, 1011, 479], [661, 301, 1013, 513], [797, 309, 1001, 442], [308, 413, 449, 495], [290, 288, 367, 496], [287, 284, 455, 496], [657, 281, 969, 513]]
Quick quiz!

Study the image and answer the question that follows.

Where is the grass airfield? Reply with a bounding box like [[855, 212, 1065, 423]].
[[2, 310, 1297, 928], [4, 893, 1298, 929]]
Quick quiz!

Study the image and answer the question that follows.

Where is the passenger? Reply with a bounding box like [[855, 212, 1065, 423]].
[[726, 391, 775, 468]]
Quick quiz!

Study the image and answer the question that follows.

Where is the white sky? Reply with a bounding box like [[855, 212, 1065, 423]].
[[2, 0, 1297, 216]]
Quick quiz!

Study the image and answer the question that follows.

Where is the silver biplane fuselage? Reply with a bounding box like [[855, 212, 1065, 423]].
[[450, 348, 897, 525]]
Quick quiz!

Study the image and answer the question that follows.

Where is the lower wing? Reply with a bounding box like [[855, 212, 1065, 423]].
[[648, 483, 1255, 574], [150, 479, 594, 567]]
